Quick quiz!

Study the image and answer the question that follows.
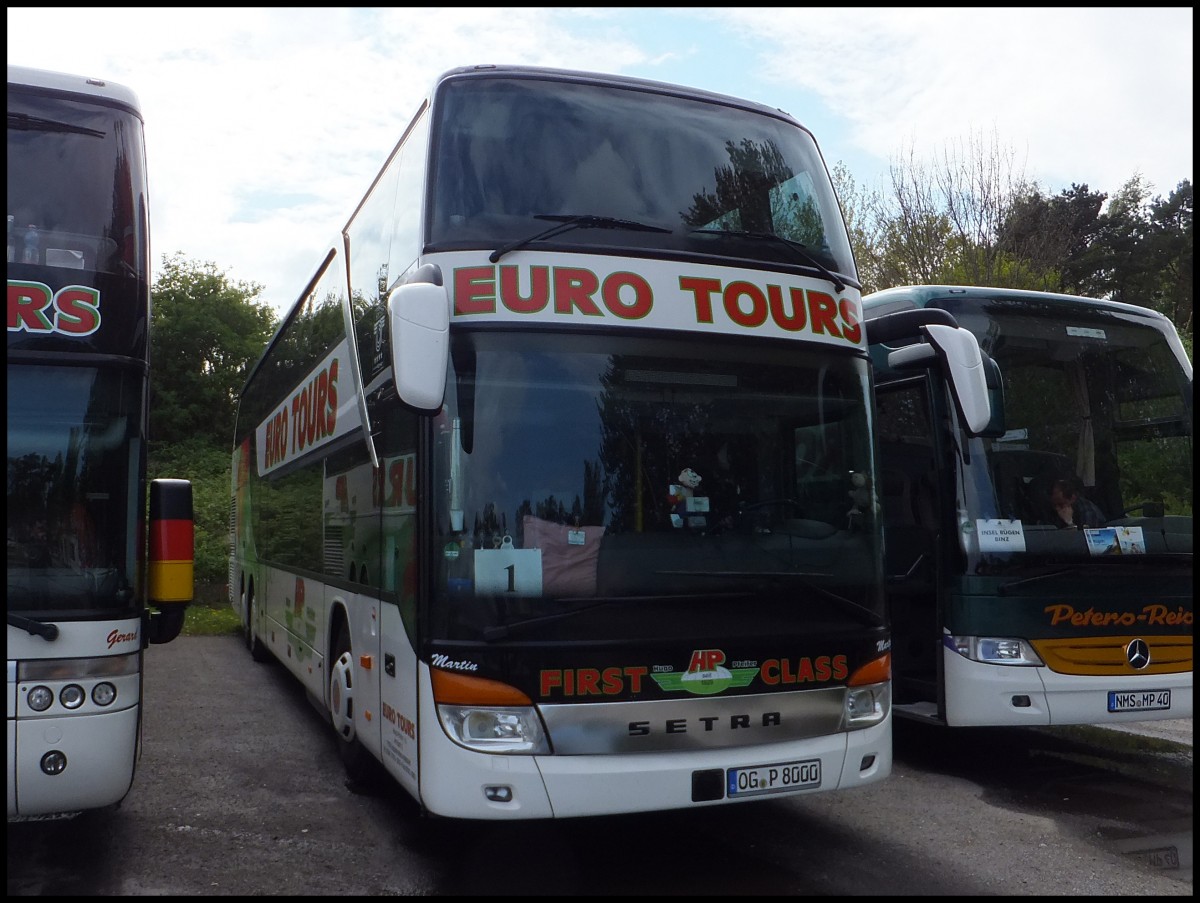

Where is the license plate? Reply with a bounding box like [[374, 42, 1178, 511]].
[[727, 759, 821, 798], [1127, 846, 1180, 870], [1107, 689, 1171, 712]]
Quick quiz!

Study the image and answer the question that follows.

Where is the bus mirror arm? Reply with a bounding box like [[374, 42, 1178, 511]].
[[886, 326, 993, 436], [146, 604, 186, 645], [979, 353, 1006, 438], [865, 307, 958, 345], [874, 312, 1006, 439], [388, 281, 450, 412]]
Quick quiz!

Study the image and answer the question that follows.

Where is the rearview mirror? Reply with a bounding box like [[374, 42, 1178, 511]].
[[388, 281, 449, 412]]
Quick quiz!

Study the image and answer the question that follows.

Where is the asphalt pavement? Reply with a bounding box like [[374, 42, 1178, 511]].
[[1091, 718, 1192, 747]]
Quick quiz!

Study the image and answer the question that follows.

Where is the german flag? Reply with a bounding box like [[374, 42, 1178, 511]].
[[149, 479, 193, 604]]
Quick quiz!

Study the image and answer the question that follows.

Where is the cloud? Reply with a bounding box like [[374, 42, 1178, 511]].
[[718, 7, 1192, 196], [9, 7, 1191, 315]]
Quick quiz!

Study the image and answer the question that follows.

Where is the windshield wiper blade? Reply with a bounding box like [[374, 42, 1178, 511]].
[[662, 570, 883, 627], [7, 612, 60, 640], [7, 112, 105, 138], [689, 228, 846, 292], [489, 214, 671, 263], [998, 567, 1082, 596], [483, 591, 750, 642]]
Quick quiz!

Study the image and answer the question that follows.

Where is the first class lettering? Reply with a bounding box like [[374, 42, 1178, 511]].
[[264, 359, 339, 469], [453, 264, 862, 345], [759, 655, 848, 685], [539, 655, 849, 697], [7, 280, 101, 336], [541, 666, 650, 696]]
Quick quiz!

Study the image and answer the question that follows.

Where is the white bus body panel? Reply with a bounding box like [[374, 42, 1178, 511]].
[[8, 618, 143, 818], [414, 661, 890, 820], [377, 600, 421, 801], [260, 568, 327, 704], [942, 644, 1194, 727], [331, 587, 383, 765], [11, 706, 139, 818]]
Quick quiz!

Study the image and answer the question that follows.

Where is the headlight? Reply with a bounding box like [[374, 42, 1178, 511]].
[[92, 682, 117, 706], [949, 635, 1042, 666], [59, 684, 86, 709], [28, 685, 54, 712], [437, 705, 550, 754], [844, 681, 890, 729]]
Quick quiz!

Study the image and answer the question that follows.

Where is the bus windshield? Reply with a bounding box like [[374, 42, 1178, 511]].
[[952, 298, 1193, 567], [429, 75, 855, 282], [431, 331, 883, 642], [7, 90, 148, 280], [7, 366, 139, 615]]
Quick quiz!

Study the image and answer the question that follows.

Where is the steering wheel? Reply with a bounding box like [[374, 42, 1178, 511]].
[[734, 498, 804, 532]]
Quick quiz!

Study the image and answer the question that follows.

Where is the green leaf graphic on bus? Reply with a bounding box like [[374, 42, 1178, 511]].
[[650, 667, 759, 695], [650, 649, 757, 695]]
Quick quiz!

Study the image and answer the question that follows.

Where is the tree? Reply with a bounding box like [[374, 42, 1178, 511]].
[[148, 441, 236, 596], [1146, 180, 1194, 335], [932, 128, 1028, 285], [148, 254, 277, 594], [999, 182, 1107, 292], [833, 133, 1192, 348], [149, 253, 277, 449], [842, 130, 1030, 291]]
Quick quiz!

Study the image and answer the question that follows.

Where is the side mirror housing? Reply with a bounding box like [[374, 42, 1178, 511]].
[[922, 323, 991, 435], [388, 281, 449, 412], [146, 478, 193, 645], [868, 308, 1003, 437]]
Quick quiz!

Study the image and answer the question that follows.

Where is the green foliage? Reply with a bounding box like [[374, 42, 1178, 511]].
[[147, 254, 278, 596], [835, 134, 1192, 344], [150, 253, 277, 448], [148, 439, 232, 588], [182, 602, 242, 637]]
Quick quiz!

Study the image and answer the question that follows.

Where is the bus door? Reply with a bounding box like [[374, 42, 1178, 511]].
[[875, 376, 944, 713], [371, 397, 421, 799]]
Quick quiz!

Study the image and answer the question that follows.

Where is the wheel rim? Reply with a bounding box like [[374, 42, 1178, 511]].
[[330, 650, 356, 742]]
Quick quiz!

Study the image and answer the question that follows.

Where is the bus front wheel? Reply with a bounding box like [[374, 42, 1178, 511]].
[[330, 621, 372, 783], [245, 586, 269, 663]]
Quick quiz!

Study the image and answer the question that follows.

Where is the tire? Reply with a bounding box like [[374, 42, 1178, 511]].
[[245, 587, 269, 663], [329, 619, 373, 784]]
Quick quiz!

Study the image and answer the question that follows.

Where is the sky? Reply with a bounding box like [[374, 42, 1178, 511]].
[[8, 7, 1193, 316]]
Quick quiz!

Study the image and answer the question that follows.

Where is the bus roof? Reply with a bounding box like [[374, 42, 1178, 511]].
[[7, 64, 142, 116], [863, 284, 1176, 328], [434, 64, 807, 130]]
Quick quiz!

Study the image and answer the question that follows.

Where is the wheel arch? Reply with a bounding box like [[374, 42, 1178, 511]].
[[325, 598, 352, 706]]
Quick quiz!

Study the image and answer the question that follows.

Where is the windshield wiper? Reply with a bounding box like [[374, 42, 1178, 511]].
[[7, 612, 60, 640], [7, 112, 105, 138], [689, 228, 846, 292], [489, 214, 671, 263], [997, 567, 1082, 596], [483, 591, 750, 642], [661, 570, 883, 627]]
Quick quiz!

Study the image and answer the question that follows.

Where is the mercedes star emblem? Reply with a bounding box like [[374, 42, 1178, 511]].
[[1125, 638, 1151, 669]]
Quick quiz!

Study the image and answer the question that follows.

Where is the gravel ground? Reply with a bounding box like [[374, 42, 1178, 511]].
[[1092, 718, 1192, 747]]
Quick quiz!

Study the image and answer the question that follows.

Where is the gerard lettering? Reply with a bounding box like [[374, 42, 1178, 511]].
[[107, 628, 138, 649]]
